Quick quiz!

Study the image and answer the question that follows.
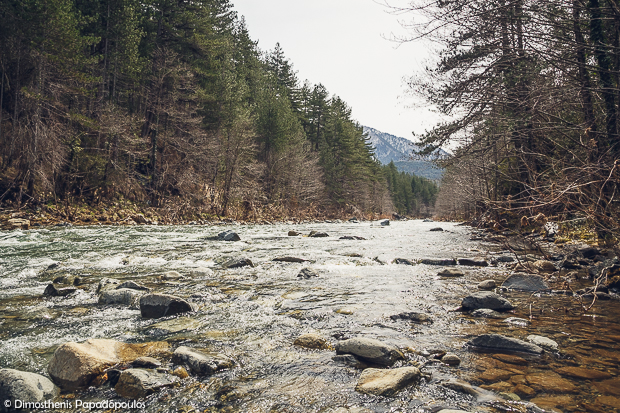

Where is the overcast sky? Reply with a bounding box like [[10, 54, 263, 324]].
[[231, 0, 441, 141]]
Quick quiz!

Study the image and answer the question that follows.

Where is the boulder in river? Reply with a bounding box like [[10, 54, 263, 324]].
[[43, 283, 77, 297], [294, 333, 330, 350], [457, 258, 488, 267], [533, 260, 557, 273], [99, 288, 142, 307], [288, 230, 301, 236], [390, 312, 432, 323], [355, 367, 420, 397], [438, 268, 464, 277], [502, 273, 549, 292], [441, 353, 461, 366], [297, 268, 319, 279], [217, 230, 241, 241], [467, 334, 543, 354], [420, 258, 457, 266], [222, 258, 254, 269], [0, 369, 59, 412], [461, 291, 514, 311], [470, 308, 504, 318], [172, 346, 234, 375], [159, 271, 183, 280], [394, 258, 415, 265], [97, 277, 121, 293], [527, 335, 558, 351], [441, 378, 483, 397], [430, 227, 444, 232], [309, 232, 329, 238], [115, 368, 177, 399], [47, 339, 169, 390], [273, 256, 309, 263], [478, 280, 496, 290], [117, 281, 150, 291], [53, 274, 82, 286], [139, 293, 195, 319], [335, 337, 404, 367], [380, 220, 390, 226]]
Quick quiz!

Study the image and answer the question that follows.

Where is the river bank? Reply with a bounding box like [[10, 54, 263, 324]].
[[0, 220, 618, 412]]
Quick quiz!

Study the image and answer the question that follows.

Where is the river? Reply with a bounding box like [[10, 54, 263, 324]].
[[0, 220, 618, 412]]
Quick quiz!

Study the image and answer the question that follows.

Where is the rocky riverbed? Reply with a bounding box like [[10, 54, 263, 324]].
[[0, 220, 618, 412]]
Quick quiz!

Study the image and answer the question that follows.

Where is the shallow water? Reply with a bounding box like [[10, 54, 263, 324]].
[[0, 221, 618, 412]]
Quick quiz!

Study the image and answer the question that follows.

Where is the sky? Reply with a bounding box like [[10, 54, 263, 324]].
[[230, 0, 442, 141]]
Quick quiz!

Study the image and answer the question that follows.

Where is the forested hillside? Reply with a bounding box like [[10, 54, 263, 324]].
[[0, 0, 395, 219], [400, 0, 620, 240]]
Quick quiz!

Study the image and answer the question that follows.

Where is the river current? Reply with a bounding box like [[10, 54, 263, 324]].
[[0, 220, 618, 412]]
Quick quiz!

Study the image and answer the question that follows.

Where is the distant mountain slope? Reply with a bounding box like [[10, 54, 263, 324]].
[[363, 126, 447, 181]]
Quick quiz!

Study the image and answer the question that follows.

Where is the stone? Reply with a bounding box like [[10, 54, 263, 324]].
[[467, 334, 543, 354], [114, 369, 177, 399], [222, 258, 254, 269], [461, 292, 514, 311], [556, 366, 612, 380], [390, 312, 432, 323], [441, 353, 461, 366], [117, 281, 150, 291], [273, 256, 309, 263], [438, 268, 464, 277], [440, 379, 483, 396], [0, 369, 59, 412], [526, 335, 558, 351], [131, 357, 161, 368], [293, 333, 330, 350], [526, 372, 578, 393], [593, 378, 620, 396], [97, 277, 121, 293], [172, 367, 189, 379], [339, 236, 366, 240], [217, 230, 241, 241], [335, 337, 404, 366], [533, 260, 556, 273], [457, 258, 488, 267], [478, 368, 513, 382], [470, 308, 504, 318], [159, 271, 183, 280], [430, 227, 444, 232], [355, 367, 420, 397], [394, 258, 415, 265], [379, 220, 390, 226], [288, 230, 301, 236], [43, 284, 77, 297], [502, 273, 549, 292], [139, 294, 194, 319], [420, 259, 457, 266], [503, 317, 530, 327], [171, 346, 234, 375], [99, 288, 142, 307], [53, 274, 82, 285], [332, 354, 368, 369], [309, 232, 329, 237], [47, 339, 169, 390], [514, 384, 536, 398], [145, 317, 201, 335], [492, 354, 528, 366], [6, 218, 30, 230], [496, 256, 515, 263], [297, 268, 319, 279], [478, 280, 496, 290]]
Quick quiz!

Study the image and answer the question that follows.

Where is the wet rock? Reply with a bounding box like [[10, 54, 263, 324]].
[[593, 378, 620, 395], [115, 368, 177, 399], [379, 220, 390, 226], [335, 337, 404, 367], [441, 353, 461, 366], [526, 372, 578, 393], [479, 368, 513, 382], [97, 277, 121, 293], [139, 294, 195, 319], [332, 354, 368, 369], [470, 308, 504, 318], [440, 378, 483, 396], [438, 268, 464, 277], [172, 367, 189, 379], [502, 273, 549, 292], [273, 256, 309, 263], [503, 317, 529, 327], [293, 333, 330, 350], [222, 258, 254, 269], [430, 227, 444, 232], [297, 268, 319, 279], [394, 258, 415, 265], [217, 230, 241, 241], [159, 271, 183, 280], [43, 283, 77, 297], [493, 354, 528, 365], [53, 274, 82, 286], [99, 288, 142, 307], [309, 232, 329, 238], [355, 367, 420, 397], [496, 255, 515, 263], [556, 366, 612, 380], [0, 369, 59, 412], [288, 230, 301, 236], [422, 219, 434, 222], [533, 260, 556, 273], [420, 258, 457, 266], [339, 236, 366, 240], [514, 384, 536, 398], [467, 334, 543, 354], [390, 312, 432, 323], [144, 317, 201, 335], [171, 346, 234, 375], [478, 280, 496, 290], [131, 357, 161, 369], [47, 339, 169, 390], [526, 335, 558, 351], [461, 292, 514, 311], [457, 258, 488, 267], [117, 281, 150, 291]]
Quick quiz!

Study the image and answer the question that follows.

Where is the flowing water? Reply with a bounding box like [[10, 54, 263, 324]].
[[0, 221, 618, 412]]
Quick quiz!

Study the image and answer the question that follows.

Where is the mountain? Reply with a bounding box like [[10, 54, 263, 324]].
[[363, 126, 447, 181]]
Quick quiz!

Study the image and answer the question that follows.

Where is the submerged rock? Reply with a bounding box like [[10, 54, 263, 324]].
[[332, 354, 368, 369], [222, 258, 254, 269], [527, 335, 558, 351], [430, 227, 444, 232], [379, 220, 390, 226], [273, 256, 309, 263], [53, 274, 82, 285], [394, 258, 415, 265], [470, 308, 504, 318], [461, 292, 514, 311], [420, 259, 457, 266], [438, 268, 464, 277], [478, 280, 497, 290], [0, 369, 59, 412], [47, 339, 169, 390], [339, 236, 366, 240], [297, 268, 319, 279], [467, 334, 543, 354], [159, 271, 183, 280], [145, 317, 201, 335], [335, 337, 404, 367], [355, 367, 420, 397], [441, 378, 483, 396], [441, 353, 461, 366], [217, 230, 241, 241], [171, 346, 234, 375], [390, 312, 432, 323], [117, 281, 150, 291], [43, 284, 77, 297], [502, 273, 549, 292], [288, 230, 301, 236], [309, 232, 329, 238], [139, 294, 195, 319], [97, 277, 121, 293], [294, 333, 330, 350], [99, 288, 142, 307], [457, 258, 488, 267], [115, 369, 177, 399]]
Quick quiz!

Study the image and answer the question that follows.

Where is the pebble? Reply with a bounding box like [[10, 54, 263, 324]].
[[477, 279, 496, 290]]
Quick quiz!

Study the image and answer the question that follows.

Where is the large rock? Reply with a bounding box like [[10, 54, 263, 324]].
[[97, 278, 121, 293], [457, 258, 488, 267], [171, 346, 234, 375], [47, 339, 169, 390], [222, 258, 254, 269], [43, 284, 77, 297], [461, 292, 514, 311], [527, 335, 558, 351], [335, 337, 404, 366], [99, 288, 142, 307], [298, 268, 319, 279], [217, 230, 241, 241], [139, 294, 194, 319], [114, 369, 177, 399], [355, 367, 420, 396], [0, 369, 59, 412], [467, 334, 543, 354], [294, 333, 330, 350], [502, 273, 549, 291]]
